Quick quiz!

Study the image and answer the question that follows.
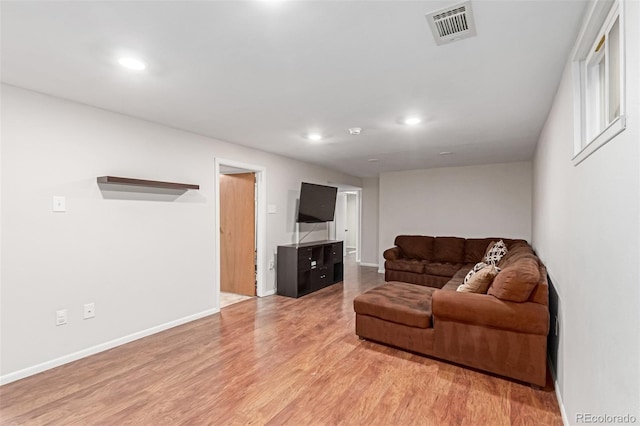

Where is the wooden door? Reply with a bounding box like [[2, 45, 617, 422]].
[[220, 172, 256, 296]]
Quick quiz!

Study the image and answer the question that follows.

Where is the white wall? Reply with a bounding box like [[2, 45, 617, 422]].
[[532, 0, 639, 420], [360, 177, 379, 266], [0, 85, 361, 382], [378, 162, 533, 268]]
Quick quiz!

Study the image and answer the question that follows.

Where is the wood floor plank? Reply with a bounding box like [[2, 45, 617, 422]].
[[0, 255, 562, 425]]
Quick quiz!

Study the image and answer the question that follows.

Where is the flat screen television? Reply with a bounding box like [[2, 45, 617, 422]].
[[297, 182, 338, 223]]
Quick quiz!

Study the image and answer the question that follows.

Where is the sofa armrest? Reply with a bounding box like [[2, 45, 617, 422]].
[[383, 246, 403, 261], [432, 290, 549, 335]]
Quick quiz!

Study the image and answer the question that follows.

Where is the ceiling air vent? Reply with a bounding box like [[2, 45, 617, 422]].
[[426, 1, 477, 46]]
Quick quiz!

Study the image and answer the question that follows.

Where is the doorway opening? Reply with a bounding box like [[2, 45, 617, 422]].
[[344, 192, 358, 256], [331, 187, 362, 262], [220, 170, 255, 307], [214, 159, 267, 310]]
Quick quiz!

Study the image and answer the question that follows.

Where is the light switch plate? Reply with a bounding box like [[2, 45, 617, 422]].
[[56, 309, 68, 326], [52, 196, 66, 212], [267, 204, 277, 214]]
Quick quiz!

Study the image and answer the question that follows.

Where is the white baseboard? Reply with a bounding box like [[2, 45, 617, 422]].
[[0, 307, 219, 386], [261, 289, 276, 297], [359, 262, 379, 268], [377, 268, 385, 274], [548, 356, 568, 426]]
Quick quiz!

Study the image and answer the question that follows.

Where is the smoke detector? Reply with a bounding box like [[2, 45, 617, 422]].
[[349, 128, 362, 135], [426, 1, 477, 46]]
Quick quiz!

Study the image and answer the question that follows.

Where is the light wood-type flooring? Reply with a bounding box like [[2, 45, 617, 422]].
[[220, 292, 254, 309], [0, 255, 562, 425]]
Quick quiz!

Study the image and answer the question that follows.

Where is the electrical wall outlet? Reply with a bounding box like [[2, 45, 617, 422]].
[[52, 196, 66, 212], [56, 309, 68, 326], [84, 302, 95, 319]]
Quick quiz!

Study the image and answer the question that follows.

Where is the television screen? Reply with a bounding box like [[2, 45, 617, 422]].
[[297, 182, 338, 223]]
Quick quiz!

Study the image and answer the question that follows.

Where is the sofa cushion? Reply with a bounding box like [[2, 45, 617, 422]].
[[489, 258, 540, 302], [497, 245, 537, 269], [457, 265, 500, 293], [433, 237, 466, 263], [464, 238, 496, 263], [441, 265, 473, 291], [462, 261, 488, 284], [483, 240, 508, 265], [353, 282, 434, 328], [425, 262, 463, 278], [529, 264, 549, 305], [394, 235, 434, 260], [385, 259, 425, 274]]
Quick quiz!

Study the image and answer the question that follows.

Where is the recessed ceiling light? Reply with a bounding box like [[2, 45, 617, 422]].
[[307, 133, 323, 141], [367, 158, 379, 162], [439, 151, 453, 155], [349, 128, 362, 135], [404, 117, 422, 125], [118, 57, 146, 71]]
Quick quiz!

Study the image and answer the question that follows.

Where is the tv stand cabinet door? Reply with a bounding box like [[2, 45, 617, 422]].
[[311, 266, 332, 291], [330, 242, 344, 283]]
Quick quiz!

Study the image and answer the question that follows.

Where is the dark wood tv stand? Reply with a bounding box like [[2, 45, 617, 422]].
[[276, 240, 344, 298]]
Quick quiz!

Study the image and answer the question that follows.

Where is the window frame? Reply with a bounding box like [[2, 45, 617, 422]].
[[572, 0, 626, 166]]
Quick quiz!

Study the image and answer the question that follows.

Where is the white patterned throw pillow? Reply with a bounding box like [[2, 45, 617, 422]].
[[483, 240, 508, 265]]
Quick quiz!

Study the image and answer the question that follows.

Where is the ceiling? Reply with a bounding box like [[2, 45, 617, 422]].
[[1, 1, 587, 177]]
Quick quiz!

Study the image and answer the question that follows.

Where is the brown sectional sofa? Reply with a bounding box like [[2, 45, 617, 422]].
[[354, 235, 550, 387]]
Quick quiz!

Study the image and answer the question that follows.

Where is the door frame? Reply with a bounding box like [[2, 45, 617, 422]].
[[356, 188, 362, 264], [214, 158, 268, 305]]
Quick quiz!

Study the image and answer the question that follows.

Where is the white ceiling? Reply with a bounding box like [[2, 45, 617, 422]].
[[1, 1, 587, 177]]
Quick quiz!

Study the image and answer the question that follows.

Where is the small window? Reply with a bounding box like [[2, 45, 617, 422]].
[[572, 1, 625, 165]]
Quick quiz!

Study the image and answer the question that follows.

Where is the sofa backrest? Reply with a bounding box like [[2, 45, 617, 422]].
[[464, 238, 497, 263], [432, 237, 466, 263], [497, 243, 537, 268], [503, 239, 529, 249], [394, 235, 434, 260], [394, 235, 530, 265], [463, 238, 529, 262]]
